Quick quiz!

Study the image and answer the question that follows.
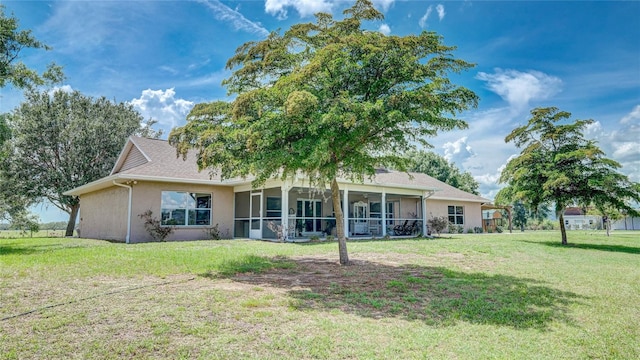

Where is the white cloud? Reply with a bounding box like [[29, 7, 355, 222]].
[[130, 88, 195, 130], [378, 24, 391, 35], [419, 4, 444, 28], [443, 136, 476, 166], [371, 0, 395, 12], [436, 4, 446, 20], [197, 0, 269, 37], [265, 0, 333, 19], [476, 69, 563, 114], [49, 85, 74, 95], [419, 6, 432, 28], [621, 104, 640, 124]]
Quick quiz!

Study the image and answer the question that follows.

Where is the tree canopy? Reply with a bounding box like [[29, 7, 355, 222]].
[[0, 5, 64, 89], [406, 150, 479, 194], [2, 89, 144, 236], [169, 0, 478, 264], [497, 107, 640, 244]]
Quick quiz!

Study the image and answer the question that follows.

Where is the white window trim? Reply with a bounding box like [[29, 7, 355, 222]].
[[161, 191, 212, 227]]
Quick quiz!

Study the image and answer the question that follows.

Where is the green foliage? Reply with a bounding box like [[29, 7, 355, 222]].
[[512, 201, 527, 231], [2, 89, 143, 235], [498, 107, 640, 244], [138, 210, 174, 242], [406, 150, 479, 194], [169, 0, 478, 264], [0, 5, 64, 89]]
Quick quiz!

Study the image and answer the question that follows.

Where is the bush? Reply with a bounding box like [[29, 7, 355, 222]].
[[204, 224, 225, 240], [427, 216, 449, 236], [496, 226, 503, 233], [467, 228, 474, 234], [138, 210, 174, 242], [474, 226, 483, 234]]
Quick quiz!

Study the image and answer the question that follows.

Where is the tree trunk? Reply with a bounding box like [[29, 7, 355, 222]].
[[557, 209, 567, 245], [65, 204, 79, 237], [330, 178, 350, 265], [507, 207, 513, 233]]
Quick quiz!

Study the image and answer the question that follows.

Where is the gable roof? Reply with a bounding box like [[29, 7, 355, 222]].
[[65, 136, 490, 204]]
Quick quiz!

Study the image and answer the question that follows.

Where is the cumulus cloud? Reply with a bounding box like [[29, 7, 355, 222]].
[[378, 23, 391, 35], [197, 0, 269, 36], [419, 4, 445, 28], [130, 88, 195, 130], [476, 69, 562, 114], [443, 136, 476, 166], [265, 0, 333, 19]]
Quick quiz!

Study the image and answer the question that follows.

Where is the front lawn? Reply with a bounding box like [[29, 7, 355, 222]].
[[1, 231, 638, 359]]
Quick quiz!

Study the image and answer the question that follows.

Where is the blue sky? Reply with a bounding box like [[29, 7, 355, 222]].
[[2, 0, 639, 223]]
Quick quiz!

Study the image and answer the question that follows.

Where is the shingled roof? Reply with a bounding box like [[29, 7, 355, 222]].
[[111, 136, 219, 181], [66, 136, 490, 204]]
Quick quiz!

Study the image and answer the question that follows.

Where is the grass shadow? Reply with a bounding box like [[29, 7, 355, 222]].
[[205, 255, 584, 330], [522, 240, 640, 255], [0, 245, 37, 256]]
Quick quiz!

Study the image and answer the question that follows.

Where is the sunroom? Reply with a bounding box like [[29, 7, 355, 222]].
[[233, 180, 435, 241]]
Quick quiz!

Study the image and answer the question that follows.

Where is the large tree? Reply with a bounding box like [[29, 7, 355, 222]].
[[2, 90, 144, 236], [406, 150, 479, 194], [169, 0, 478, 264], [1, 5, 63, 89], [497, 107, 640, 245]]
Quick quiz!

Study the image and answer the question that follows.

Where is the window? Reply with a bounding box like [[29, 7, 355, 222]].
[[370, 201, 381, 218], [448, 205, 464, 225], [161, 192, 211, 226], [266, 197, 282, 218]]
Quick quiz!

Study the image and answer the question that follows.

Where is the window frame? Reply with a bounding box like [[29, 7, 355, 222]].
[[161, 191, 212, 227], [447, 205, 465, 225]]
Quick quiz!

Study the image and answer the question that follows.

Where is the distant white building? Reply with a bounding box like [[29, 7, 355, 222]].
[[563, 207, 640, 231]]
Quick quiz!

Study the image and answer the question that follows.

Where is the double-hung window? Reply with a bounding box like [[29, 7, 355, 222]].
[[161, 192, 211, 226], [448, 205, 464, 225]]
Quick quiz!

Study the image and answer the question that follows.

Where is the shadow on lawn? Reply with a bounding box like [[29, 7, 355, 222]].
[[204, 256, 583, 330], [522, 240, 640, 255], [0, 242, 90, 256]]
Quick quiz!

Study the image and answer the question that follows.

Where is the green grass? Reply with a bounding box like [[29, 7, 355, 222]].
[[1, 231, 639, 359]]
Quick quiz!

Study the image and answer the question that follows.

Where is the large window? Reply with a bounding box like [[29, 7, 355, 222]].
[[297, 199, 322, 233], [161, 192, 211, 226], [448, 205, 464, 225]]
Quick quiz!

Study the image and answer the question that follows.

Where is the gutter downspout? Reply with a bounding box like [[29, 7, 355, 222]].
[[113, 181, 132, 244]]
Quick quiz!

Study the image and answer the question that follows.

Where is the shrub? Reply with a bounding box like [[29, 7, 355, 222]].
[[204, 224, 222, 240], [496, 226, 503, 233], [467, 228, 474, 234], [427, 216, 449, 236], [138, 210, 174, 242], [474, 226, 483, 234]]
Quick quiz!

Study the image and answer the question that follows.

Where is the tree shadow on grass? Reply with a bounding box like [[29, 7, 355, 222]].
[[0, 242, 91, 256], [203, 256, 584, 330], [521, 240, 640, 255]]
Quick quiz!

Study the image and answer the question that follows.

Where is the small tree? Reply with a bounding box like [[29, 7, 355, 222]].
[[169, 0, 478, 265], [498, 107, 640, 245], [427, 216, 449, 237], [138, 210, 174, 242]]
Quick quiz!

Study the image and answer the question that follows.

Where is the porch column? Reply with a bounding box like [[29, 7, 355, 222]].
[[381, 190, 387, 236], [343, 187, 349, 237], [281, 184, 290, 241], [422, 192, 428, 236]]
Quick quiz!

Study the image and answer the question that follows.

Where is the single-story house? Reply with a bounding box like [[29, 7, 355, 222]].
[[64, 136, 491, 243], [563, 207, 640, 231]]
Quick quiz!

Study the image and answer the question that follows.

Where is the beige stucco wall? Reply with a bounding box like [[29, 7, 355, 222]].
[[79, 186, 129, 241], [128, 181, 235, 243], [426, 199, 483, 232]]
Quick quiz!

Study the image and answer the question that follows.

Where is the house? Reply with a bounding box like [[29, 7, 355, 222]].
[[64, 136, 491, 243], [563, 207, 602, 230]]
